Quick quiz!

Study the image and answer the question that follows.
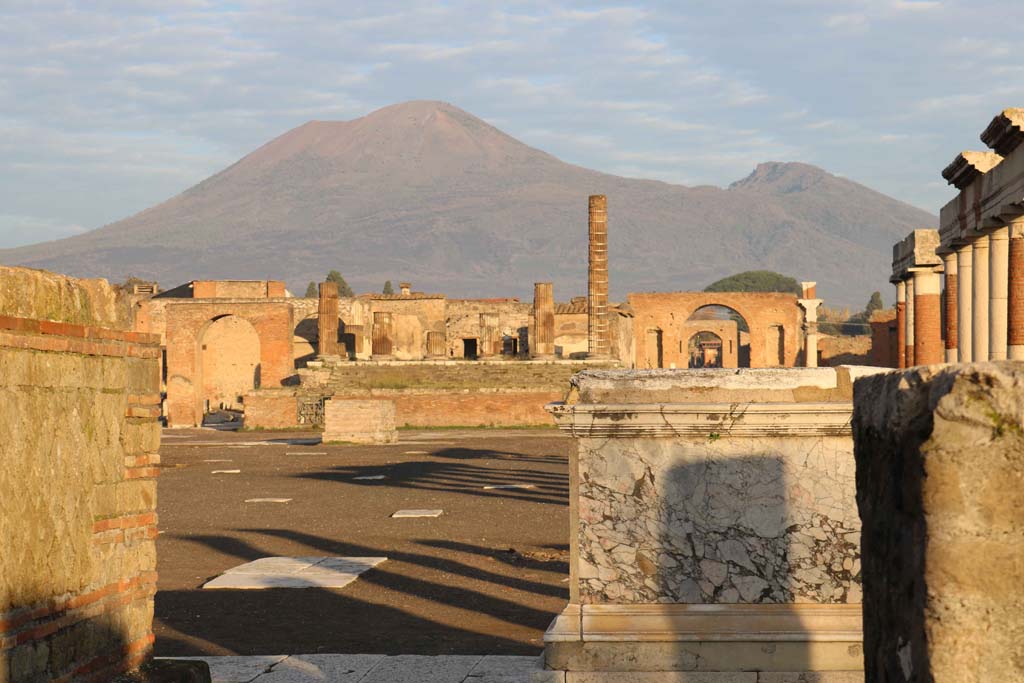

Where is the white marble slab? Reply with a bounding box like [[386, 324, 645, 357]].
[[203, 556, 386, 589], [359, 655, 482, 683], [392, 509, 443, 518], [482, 484, 536, 490], [211, 469, 241, 474], [244, 498, 292, 503], [161, 655, 286, 682], [256, 654, 385, 682]]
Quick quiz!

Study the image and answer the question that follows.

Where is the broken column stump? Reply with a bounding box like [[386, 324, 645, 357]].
[[853, 363, 1024, 682]]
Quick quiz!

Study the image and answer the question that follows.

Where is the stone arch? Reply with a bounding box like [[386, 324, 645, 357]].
[[196, 314, 261, 417], [627, 292, 802, 369], [164, 301, 293, 427]]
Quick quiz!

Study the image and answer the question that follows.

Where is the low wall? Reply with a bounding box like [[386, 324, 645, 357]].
[[542, 367, 882, 681], [853, 363, 1024, 682], [0, 267, 162, 682], [244, 391, 299, 429], [390, 390, 560, 427], [324, 399, 397, 444]]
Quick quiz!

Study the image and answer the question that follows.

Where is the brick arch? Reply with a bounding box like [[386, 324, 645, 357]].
[[165, 302, 293, 427], [628, 292, 803, 369]]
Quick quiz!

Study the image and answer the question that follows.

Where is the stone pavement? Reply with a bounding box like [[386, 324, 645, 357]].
[[167, 655, 543, 682]]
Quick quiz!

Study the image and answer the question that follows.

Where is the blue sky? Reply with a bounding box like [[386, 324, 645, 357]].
[[2, 0, 1022, 248]]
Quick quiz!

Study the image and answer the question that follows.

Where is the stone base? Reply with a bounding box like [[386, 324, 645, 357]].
[[539, 604, 863, 680], [323, 398, 398, 444]]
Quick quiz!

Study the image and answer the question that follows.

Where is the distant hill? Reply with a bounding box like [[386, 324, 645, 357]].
[[0, 100, 935, 307]]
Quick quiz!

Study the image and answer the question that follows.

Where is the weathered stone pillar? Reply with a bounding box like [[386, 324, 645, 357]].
[[941, 252, 958, 362], [531, 282, 555, 358], [587, 194, 610, 358], [989, 225, 1010, 360], [317, 280, 341, 357], [912, 269, 943, 365], [895, 280, 907, 368], [853, 363, 1024, 682], [956, 244, 973, 362], [798, 281, 822, 368], [1009, 215, 1024, 360], [905, 276, 915, 366], [972, 233, 991, 361]]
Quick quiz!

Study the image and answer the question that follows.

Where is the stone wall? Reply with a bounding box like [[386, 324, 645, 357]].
[[853, 363, 1024, 682], [0, 267, 162, 682], [324, 399, 397, 444], [244, 391, 299, 430]]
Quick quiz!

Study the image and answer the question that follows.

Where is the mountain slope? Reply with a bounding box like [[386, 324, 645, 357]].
[[0, 100, 935, 307]]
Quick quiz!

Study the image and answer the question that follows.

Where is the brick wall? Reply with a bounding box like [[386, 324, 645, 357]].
[[0, 266, 162, 682], [244, 391, 299, 430], [390, 390, 561, 427]]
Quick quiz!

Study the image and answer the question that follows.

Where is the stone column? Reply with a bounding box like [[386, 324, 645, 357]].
[[895, 280, 907, 368], [941, 253, 958, 362], [972, 234, 990, 361], [317, 280, 340, 357], [798, 282, 821, 368], [989, 225, 1010, 360], [956, 244, 973, 362], [905, 277, 915, 367], [531, 282, 555, 358], [1008, 215, 1024, 360], [912, 269, 943, 365], [587, 194, 610, 358]]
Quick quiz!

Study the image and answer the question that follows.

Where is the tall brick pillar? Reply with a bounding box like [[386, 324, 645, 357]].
[[912, 269, 943, 365], [905, 277, 915, 367], [989, 225, 1010, 360], [972, 233, 991, 361], [532, 282, 555, 358], [1008, 215, 1024, 359], [941, 252, 958, 362], [895, 280, 907, 368], [317, 281, 341, 357], [587, 194, 610, 358], [956, 244, 973, 362]]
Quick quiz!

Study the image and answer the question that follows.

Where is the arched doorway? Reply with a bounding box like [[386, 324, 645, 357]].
[[686, 331, 724, 368], [685, 305, 750, 368], [197, 315, 261, 419]]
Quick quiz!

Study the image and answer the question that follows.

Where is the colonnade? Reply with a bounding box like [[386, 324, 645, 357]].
[[891, 230, 944, 367]]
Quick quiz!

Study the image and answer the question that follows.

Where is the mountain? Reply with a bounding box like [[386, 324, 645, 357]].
[[0, 100, 935, 307]]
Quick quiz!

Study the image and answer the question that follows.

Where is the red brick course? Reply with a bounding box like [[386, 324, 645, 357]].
[[914, 293, 943, 365], [1010, 237, 1024, 347], [896, 301, 906, 368], [944, 273, 958, 350]]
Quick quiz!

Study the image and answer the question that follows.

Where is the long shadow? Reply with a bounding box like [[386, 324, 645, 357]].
[[295, 459, 569, 507], [419, 539, 569, 575], [157, 529, 566, 657], [428, 446, 567, 464]]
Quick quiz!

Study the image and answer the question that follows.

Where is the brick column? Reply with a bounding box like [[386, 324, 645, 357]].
[[956, 244, 973, 362], [989, 225, 1010, 360], [895, 280, 907, 369], [905, 277, 915, 367], [317, 280, 341, 356], [912, 269, 943, 365], [532, 282, 555, 358], [941, 253, 958, 362], [972, 234, 990, 362], [587, 194, 610, 358], [1009, 215, 1024, 360]]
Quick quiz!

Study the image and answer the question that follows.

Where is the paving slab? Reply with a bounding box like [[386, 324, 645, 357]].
[[244, 498, 292, 503], [392, 509, 443, 518], [352, 475, 387, 480], [164, 655, 286, 682], [482, 485, 536, 490], [256, 654, 385, 682], [467, 655, 538, 681], [212, 469, 241, 474], [203, 556, 387, 589], [359, 655, 483, 683]]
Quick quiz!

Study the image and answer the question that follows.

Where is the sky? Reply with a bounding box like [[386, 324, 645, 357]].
[[2, 0, 1022, 249]]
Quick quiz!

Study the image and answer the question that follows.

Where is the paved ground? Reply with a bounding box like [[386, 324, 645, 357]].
[[166, 654, 539, 682], [154, 428, 571, 657]]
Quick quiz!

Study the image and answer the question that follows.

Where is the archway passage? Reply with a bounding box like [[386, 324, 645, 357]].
[[687, 331, 724, 368], [199, 315, 260, 416], [685, 305, 748, 368]]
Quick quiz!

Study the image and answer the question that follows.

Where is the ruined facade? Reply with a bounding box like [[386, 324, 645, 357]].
[[891, 229, 944, 367]]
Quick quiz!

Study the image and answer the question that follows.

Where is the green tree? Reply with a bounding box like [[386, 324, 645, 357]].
[[383, 280, 395, 295], [704, 270, 802, 295], [304, 281, 318, 298], [865, 291, 884, 317], [326, 270, 354, 297]]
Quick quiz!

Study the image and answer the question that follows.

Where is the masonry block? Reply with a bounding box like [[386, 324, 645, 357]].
[[324, 398, 398, 444]]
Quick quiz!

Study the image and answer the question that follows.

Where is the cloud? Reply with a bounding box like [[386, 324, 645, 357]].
[[3, 0, 1024, 248]]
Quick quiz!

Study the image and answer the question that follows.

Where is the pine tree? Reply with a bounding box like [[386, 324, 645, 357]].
[[304, 281, 317, 298], [865, 291, 884, 316], [383, 280, 394, 295], [326, 270, 354, 297]]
